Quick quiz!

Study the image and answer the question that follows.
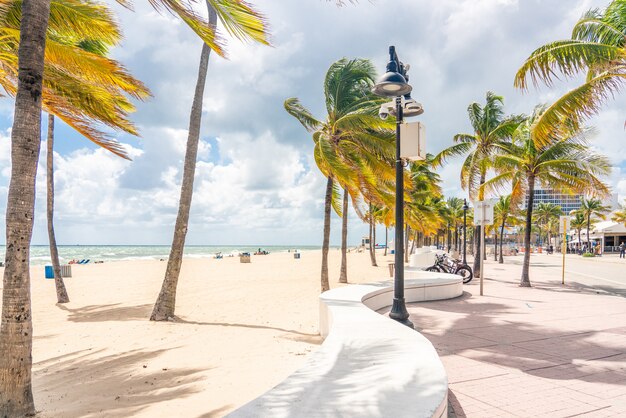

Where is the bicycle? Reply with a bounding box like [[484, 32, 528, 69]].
[[426, 253, 473, 284]]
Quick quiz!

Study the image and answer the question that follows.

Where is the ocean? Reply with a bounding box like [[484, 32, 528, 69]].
[[0, 245, 323, 266]]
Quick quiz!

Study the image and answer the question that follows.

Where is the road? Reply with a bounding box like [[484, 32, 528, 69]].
[[477, 253, 626, 297]]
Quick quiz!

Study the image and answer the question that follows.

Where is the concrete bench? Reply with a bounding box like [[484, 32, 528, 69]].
[[229, 272, 462, 418]]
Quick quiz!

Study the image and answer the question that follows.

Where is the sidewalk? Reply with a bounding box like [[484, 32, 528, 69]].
[[404, 259, 626, 417]]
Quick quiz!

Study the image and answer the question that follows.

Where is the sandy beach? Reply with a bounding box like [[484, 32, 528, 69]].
[[5, 249, 393, 417]]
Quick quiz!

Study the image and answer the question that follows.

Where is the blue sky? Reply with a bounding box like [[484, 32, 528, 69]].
[[0, 0, 624, 246]]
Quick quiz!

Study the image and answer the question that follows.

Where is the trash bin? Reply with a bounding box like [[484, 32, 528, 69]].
[[61, 264, 72, 277], [390, 250, 395, 255], [294, 253, 301, 259], [240, 253, 251, 263], [44, 265, 54, 279], [387, 263, 394, 277]]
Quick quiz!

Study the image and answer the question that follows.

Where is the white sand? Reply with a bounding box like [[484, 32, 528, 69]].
[[7, 248, 394, 417]]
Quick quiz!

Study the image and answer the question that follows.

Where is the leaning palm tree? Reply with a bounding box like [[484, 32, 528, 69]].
[[433, 92, 522, 277], [0, 0, 50, 415], [151, 1, 269, 321], [494, 194, 514, 263], [0, 0, 150, 412], [285, 58, 394, 292], [570, 197, 610, 251], [482, 106, 611, 287], [570, 212, 586, 250], [515, 0, 626, 145]]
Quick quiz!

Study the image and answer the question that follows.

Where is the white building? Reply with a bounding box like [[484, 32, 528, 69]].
[[524, 188, 619, 214], [570, 220, 626, 253]]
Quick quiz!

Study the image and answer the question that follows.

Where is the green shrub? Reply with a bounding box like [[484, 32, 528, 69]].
[[582, 252, 595, 258]]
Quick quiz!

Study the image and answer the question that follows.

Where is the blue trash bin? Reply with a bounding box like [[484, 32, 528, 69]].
[[45, 265, 54, 279], [390, 250, 395, 254]]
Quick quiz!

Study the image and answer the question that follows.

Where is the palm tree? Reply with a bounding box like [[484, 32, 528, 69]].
[[339, 188, 349, 283], [494, 195, 514, 263], [570, 212, 586, 251], [151, 1, 269, 321], [612, 200, 626, 226], [285, 58, 394, 292], [2, 0, 150, 305], [0, 0, 50, 414], [482, 106, 611, 287], [515, 0, 626, 145], [533, 202, 562, 246], [434, 92, 522, 277], [571, 197, 610, 252]]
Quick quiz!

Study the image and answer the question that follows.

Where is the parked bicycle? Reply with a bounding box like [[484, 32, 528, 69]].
[[426, 254, 473, 284]]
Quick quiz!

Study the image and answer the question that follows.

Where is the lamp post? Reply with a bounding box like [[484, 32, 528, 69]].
[[462, 199, 469, 265], [373, 46, 422, 329]]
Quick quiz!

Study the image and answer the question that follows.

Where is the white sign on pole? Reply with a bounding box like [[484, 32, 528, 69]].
[[400, 122, 426, 161], [472, 199, 497, 226], [559, 215, 570, 233]]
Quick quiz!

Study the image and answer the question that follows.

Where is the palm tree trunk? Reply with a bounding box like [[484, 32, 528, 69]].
[[151, 3, 217, 320], [384, 227, 388, 256], [521, 175, 535, 287], [0, 0, 50, 414], [368, 203, 376, 266], [494, 231, 498, 261], [586, 214, 591, 252], [404, 224, 410, 263], [46, 115, 69, 303], [319, 176, 333, 292], [372, 220, 377, 266], [577, 228, 582, 253], [499, 219, 505, 263], [339, 189, 348, 283], [409, 230, 416, 255]]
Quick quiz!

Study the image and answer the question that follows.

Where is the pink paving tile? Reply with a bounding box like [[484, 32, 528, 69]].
[[399, 264, 626, 417]]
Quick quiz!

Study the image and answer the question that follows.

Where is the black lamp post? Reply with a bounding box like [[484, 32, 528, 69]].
[[462, 199, 469, 265], [373, 46, 420, 329]]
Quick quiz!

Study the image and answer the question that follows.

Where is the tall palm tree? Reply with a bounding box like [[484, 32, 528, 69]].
[[284, 58, 394, 292], [339, 188, 349, 283], [571, 197, 610, 251], [0, 0, 50, 415], [570, 212, 586, 251], [515, 0, 626, 145], [533, 202, 562, 246], [482, 106, 610, 287], [2, 0, 150, 305], [151, 1, 269, 321], [494, 194, 514, 263], [434, 92, 522, 277]]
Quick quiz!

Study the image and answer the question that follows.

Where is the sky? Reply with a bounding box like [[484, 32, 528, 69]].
[[0, 0, 625, 246]]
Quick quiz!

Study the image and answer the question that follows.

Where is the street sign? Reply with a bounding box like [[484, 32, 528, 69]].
[[400, 122, 426, 161], [473, 199, 497, 226], [559, 215, 570, 233]]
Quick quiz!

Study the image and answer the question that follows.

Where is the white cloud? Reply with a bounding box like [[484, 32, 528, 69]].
[[0, 0, 624, 246]]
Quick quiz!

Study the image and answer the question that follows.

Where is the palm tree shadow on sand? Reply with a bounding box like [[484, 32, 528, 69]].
[[33, 348, 205, 417], [56, 303, 153, 322]]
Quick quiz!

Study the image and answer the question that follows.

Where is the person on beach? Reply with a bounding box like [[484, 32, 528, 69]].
[[620, 242, 625, 259]]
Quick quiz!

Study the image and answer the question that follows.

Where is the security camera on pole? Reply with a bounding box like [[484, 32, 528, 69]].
[[473, 198, 497, 296]]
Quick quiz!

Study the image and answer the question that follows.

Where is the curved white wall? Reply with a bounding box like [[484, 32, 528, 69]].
[[229, 272, 463, 418]]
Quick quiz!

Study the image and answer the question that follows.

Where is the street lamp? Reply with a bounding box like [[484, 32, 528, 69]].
[[373, 46, 422, 329], [462, 199, 469, 265]]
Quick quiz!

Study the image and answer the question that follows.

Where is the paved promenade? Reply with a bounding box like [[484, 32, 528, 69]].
[[404, 256, 626, 417]]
